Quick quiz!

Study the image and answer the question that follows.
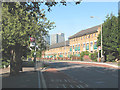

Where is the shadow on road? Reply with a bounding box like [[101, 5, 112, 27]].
[[2, 69, 38, 88], [45, 62, 119, 88]]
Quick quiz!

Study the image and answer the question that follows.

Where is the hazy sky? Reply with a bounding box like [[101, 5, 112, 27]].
[[43, 2, 118, 40]]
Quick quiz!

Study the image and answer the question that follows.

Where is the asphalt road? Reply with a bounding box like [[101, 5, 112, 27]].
[[45, 61, 119, 88]]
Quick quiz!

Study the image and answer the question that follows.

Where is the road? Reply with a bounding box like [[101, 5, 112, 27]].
[[44, 61, 118, 88]]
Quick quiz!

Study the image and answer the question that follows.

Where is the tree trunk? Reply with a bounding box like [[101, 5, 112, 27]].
[[10, 44, 23, 75], [10, 49, 19, 75]]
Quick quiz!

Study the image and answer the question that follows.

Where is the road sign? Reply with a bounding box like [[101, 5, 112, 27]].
[[30, 37, 35, 42], [30, 42, 35, 47]]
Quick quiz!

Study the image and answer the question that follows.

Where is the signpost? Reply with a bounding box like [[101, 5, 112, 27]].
[[29, 36, 37, 71]]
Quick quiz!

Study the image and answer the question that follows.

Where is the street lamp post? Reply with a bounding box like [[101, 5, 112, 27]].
[[90, 16, 103, 62]]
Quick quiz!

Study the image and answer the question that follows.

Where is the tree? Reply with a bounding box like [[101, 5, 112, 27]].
[[97, 14, 119, 61], [2, 2, 55, 75], [2, 1, 81, 75]]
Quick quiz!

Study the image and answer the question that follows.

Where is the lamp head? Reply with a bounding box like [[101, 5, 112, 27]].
[[90, 16, 94, 18]]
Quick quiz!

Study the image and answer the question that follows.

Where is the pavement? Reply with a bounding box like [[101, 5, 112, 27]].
[[1, 67, 39, 88]]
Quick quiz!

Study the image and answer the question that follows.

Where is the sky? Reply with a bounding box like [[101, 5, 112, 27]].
[[43, 1, 118, 41]]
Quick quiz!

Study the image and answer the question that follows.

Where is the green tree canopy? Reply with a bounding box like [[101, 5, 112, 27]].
[[97, 14, 119, 61]]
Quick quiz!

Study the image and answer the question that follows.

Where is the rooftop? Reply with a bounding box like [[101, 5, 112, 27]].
[[49, 40, 69, 49], [69, 25, 101, 39]]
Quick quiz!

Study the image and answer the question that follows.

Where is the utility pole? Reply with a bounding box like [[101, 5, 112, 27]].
[[101, 24, 103, 62]]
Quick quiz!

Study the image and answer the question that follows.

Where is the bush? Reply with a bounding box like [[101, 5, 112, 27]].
[[80, 51, 90, 61], [107, 53, 115, 62], [1, 60, 10, 68], [89, 52, 98, 62]]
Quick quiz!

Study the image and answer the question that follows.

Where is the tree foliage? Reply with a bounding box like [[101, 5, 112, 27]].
[[2, 2, 55, 74], [97, 14, 119, 61]]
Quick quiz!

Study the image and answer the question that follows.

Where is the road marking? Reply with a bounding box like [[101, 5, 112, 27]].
[[38, 71, 41, 88], [84, 83, 88, 87], [62, 84, 66, 88], [76, 85, 81, 88], [67, 80, 70, 82], [64, 79, 67, 82], [40, 70, 47, 88], [70, 85, 74, 88], [78, 84, 84, 88]]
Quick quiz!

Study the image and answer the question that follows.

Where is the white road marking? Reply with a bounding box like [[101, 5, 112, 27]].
[[84, 83, 88, 87], [70, 85, 74, 88], [76, 85, 81, 88], [64, 79, 67, 82], [79, 84, 84, 88], [67, 80, 70, 82], [62, 84, 66, 88], [38, 71, 41, 88]]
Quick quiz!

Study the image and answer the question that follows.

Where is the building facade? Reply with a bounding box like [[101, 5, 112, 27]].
[[68, 25, 101, 56], [42, 25, 101, 58], [42, 41, 69, 58], [50, 33, 65, 45]]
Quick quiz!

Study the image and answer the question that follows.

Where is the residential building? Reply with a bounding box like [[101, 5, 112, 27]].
[[42, 41, 69, 58], [42, 25, 101, 58], [69, 25, 101, 55]]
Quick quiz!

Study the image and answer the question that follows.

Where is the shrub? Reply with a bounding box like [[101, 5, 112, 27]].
[[80, 51, 90, 61], [2, 60, 10, 68], [89, 52, 98, 62], [106, 53, 115, 62]]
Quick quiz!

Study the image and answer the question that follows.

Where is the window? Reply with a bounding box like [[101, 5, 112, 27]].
[[95, 33, 96, 37], [92, 34, 93, 38], [90, 42, 93, 46], [83, 44, 85, 48], [88, 35, 90, 38], [73, 45, 74, 49]]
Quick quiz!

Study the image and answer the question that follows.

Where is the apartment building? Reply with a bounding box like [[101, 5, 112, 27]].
[[42, 25, 101, 58], [43, 41, 69, 58], [68, 25, 101, 55]]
